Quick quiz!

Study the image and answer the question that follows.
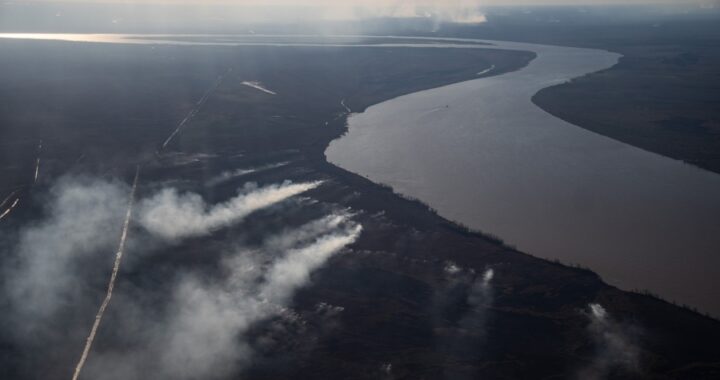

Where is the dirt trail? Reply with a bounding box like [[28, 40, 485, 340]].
[[71, 166, 141, 380], [161, 68, 232, 150]]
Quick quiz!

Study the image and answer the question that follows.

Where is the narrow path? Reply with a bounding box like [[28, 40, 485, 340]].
[[161, 68, 232, 150], [33, 140, 42, 184], [0, 189, 20, 209], [477, 64, 495, 76], [71, 67, 232, 377], [0, 198, 20, 221], [71, 165, 141, 380], [33, 158, 40, 183], [241, 80, 277, 95], [0, 140, 43, 222]]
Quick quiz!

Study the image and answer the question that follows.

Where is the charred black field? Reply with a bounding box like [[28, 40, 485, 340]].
[[1, 37, 719, 380]]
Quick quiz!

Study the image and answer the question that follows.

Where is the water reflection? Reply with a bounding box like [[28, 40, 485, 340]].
[[327, 40, 720, 317]]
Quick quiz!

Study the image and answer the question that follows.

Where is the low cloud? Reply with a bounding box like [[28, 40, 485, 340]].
[[138, 180, 322, 241]]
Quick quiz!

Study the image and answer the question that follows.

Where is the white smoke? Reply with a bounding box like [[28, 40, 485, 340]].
[[4, 177, 128, 333], [84, 214, 362, 380], [578, 303, 641, 379], [206, 168, 257, 187], [261, 224, 362, 303], [465, 268, 494, 318], [436, 265, 495, 372], [315, 302, 345, 317], [263, 212, 351, 252], [482, 268, 494, 284], [72, 168, 141, 380], [444, 261, 462, 274], [206, 161, 290, 187], [333, 0, 488, 23], [138, 180, 322, 240], [1, 173, 358, 379]]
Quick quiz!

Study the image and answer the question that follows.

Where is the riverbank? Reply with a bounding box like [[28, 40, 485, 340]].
[[326, 39, 720, 318]]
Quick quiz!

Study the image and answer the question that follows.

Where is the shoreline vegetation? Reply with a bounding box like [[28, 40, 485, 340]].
[[322, 77, 720, 323]]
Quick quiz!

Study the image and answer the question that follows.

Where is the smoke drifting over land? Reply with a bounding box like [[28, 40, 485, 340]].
[[460, 268, 494, 336], [1, 173, 360, 379], [84, 215, 361, 380], [436, 263, 496, 376], [579, 303, 641, 379], [3, 177, 129, 336], [206, 162, 290, 187], [138, 180, 322, 241]]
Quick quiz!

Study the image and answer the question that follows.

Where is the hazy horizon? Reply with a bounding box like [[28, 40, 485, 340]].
[[1, 0, 717, 34]]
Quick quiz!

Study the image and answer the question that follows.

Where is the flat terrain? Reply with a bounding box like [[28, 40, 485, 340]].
[[1, 39, 719, 379]]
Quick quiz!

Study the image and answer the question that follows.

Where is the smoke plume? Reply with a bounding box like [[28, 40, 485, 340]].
[[578, 303, 641, 379], [0, 172, 358, 379], [138, 180, 322, 240], [437, 265, 496, 380], [3, 177, 129, 335], [459, 268, 494, 333], [83, 213, 361, 380], [206, 162, 290, 187]]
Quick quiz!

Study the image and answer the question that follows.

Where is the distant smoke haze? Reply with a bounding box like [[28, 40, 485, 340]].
[[0, 0, 490, 29], [2, 0, 713, 34]]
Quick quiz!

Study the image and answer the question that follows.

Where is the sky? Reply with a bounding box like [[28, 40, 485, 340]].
[[16, 0, 714, 4], [1, 0, 715, 32]]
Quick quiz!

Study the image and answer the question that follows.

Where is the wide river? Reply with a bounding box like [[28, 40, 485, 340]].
[[2, 34, 719, 316], [326, 40, 720, 317]]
